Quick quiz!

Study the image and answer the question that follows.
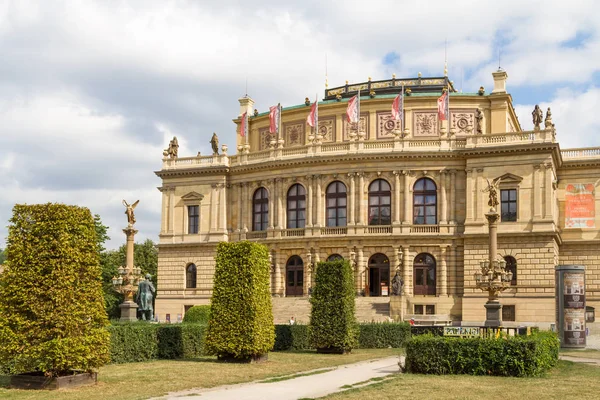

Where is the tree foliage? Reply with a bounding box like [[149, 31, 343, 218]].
[[0, 203, 110, 376], [309, 260, 357, 352], [183, 305, 211, 324], [0, 248, 6, 265], [205, 241, 274, 360]]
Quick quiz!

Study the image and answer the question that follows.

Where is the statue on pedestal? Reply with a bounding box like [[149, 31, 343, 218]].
[[136, 274, 156, 321], [532, 105, 543, 130], [391, 270, 404, 296], [122, 199, 140, 226], [475, 108, 483, 134], [482, 179, 501, 210], [210, 133, 219, 155], [163, 136, 179, 158], [545, 107, 554, 129]]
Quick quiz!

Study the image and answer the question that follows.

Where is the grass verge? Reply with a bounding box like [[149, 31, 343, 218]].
[[0, 348, 399, 400], [318, 360, 600, 400]]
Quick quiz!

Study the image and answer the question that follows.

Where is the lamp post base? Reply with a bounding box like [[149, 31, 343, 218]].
[[119, 301, 139, 322], [484, 300, 502, 327]]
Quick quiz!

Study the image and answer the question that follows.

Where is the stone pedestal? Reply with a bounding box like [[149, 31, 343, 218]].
[[484, 300, 502, 327], [390, 295, 405, 321], [120, 301, 138, 322]]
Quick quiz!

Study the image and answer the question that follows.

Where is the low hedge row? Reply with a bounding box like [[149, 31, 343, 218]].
[[405, 331, 559, 377], [274, 322, 410, 351], [108, 323, 206, 363]]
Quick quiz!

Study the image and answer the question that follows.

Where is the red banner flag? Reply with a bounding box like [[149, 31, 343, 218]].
[[437, 91, 449, 121], [269, 104, 280, 134], [240, 112, 247, 137], [307, 100, 318, 127], [346, 94, 359, 123], [392, 92, 403, 121]]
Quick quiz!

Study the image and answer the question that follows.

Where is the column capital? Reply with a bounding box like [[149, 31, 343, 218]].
[[533, 164, 542, 170], [393, 170, 401, 176], [476, 168, 484, 173]]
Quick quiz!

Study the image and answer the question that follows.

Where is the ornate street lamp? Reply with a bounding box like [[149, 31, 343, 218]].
[[474, 180, 512, 327]]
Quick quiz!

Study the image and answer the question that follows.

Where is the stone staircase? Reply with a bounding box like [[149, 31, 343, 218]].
[[271, 297, 390, 324]]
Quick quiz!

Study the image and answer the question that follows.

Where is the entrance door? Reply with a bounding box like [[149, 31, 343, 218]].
[[368, 253, 390, 297], [286, 256, 304, 296], [413, 253, 436, 295]]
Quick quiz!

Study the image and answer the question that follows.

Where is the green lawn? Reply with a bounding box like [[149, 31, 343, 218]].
[[0, 349, 399, 400], [318, 360, 600, 400]]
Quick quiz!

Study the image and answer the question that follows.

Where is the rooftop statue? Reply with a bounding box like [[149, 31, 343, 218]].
[[122, 199, 140, 226], [475, 108, 483, 134], [532, 105, 543, 130], [210, 133, 219, 155], [163, 136, 179, 159], [545, 107, 554, 129]]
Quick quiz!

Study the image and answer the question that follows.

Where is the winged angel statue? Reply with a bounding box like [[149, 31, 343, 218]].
[[123, 199, 140, 226]]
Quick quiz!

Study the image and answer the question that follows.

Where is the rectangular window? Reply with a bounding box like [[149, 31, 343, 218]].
[[502, 305, 516, 322], [501, 189, 517, 222], [414, 305, 424, 315], [188, 205, 199, 234], [426, 305, 435, 315]]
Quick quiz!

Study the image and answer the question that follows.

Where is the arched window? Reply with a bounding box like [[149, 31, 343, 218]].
[[253, 187, 269, 231], [413, 178, 437, 225], [186, 264, 197, 289], [504, 256, 517, 285], [368, 253, 390, 296], [287, 184, 306, 229], [368, 179, 391, 225], [326, 181, 347, 227], [413, 253, 436, 295], [327, 254, 343, 262], [286, 256, 304, 296]]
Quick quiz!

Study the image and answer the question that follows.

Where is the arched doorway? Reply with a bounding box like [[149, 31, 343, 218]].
[[286, 256, 304, 296], [368, 253, 390, 297], [413, 253, 436, 295]]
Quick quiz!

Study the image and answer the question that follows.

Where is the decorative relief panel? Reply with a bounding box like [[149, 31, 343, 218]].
[[412, 111, 438, 137], [258, 127, 271, 150], [376, 112, 401, 139], [450, 110, 475, 135], [317, 117, 335, 143], [284, 120, 305, 147], [342, 113, 369, 141]]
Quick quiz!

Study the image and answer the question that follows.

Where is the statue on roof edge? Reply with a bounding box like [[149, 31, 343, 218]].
[[532, 105, 543, 130], [210, 133, 219, 155]]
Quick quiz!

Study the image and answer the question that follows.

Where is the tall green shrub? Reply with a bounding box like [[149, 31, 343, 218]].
[[309, 260, 357, 353], [183, 305, 211, 324], [204, 242, 274, 360], [0, 204, 110, 376]]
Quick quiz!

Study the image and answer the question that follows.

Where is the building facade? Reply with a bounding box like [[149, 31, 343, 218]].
[[155, 71, 599, 338]]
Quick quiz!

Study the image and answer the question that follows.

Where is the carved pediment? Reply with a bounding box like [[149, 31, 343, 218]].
[[496, 173, 523, 185], [181, 192, 204, 202]]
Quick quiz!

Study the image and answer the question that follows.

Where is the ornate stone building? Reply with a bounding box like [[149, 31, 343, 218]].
[[155, 71, 599, 337]]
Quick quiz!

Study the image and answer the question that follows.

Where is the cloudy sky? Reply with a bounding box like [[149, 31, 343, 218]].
[[1, 0, 599, 249]]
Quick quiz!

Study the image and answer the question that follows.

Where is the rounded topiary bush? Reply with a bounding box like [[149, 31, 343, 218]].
[[183, 305, 211, 324], [0, 203, 110, 377], [204, 241, 274, 361]]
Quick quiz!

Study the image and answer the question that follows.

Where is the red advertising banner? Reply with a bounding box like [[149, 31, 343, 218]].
[[565, 183, 595, 228]]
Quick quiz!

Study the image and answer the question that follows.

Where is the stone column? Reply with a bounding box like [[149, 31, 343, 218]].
[[393, 171, 401, 224], [238, 183, 243, 231], [159, 187, 168, 234], [440, 170, 448, 224], [268, 179, 275, 229], [465, 169, 474, 222], [358, 172, 365, 225], [120, 226, 139, 321], [168, 187, 175, 234], [218, 183, 227, 232], [533, 164, 543, 219], [544, 163, 553, 219], [306, 175, 313, 227], [484, 209, 502, 326], [277, 178, 284, 229], [439, 245, 448, 296], [357, 247, 365, 294], [243, 183, 249, 232], [273, 251, 282, 297], [315, 175, 322, 227], [475, 168, 484, 221], [449, 170, 456, 224], [402, 170, 411, 224], [210, 184, 218, 232], [348, 172, 356, 225], [403, 246, 411, 296]]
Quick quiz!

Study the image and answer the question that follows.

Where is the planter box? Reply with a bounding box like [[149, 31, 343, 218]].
[[10, 372, 97, 390]]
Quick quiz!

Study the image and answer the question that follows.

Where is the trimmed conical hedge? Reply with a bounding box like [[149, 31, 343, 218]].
[[0, 204, 110, 376], [205, 241, 274, 360]]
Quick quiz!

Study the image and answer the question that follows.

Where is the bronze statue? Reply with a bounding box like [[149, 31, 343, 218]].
[[122, 199, 140, 226], [136, 274, 156, 321], [391, 270, 403, 296], [163, 136, 179, 159], [475, 108, 483, 134], [210, 133, 219, 155], [545, 107, 554, 129], [482, 178, 501, 209], [532, 105, 543, 130]]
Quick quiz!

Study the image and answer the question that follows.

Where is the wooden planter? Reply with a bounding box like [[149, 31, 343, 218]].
[[10, 372, 97, 390]]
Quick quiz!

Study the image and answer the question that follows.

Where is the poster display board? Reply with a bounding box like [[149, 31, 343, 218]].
[[556, 265, 586, 348], [565, 183, 595, 228]]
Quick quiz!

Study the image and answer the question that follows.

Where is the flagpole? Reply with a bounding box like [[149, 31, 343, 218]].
[[278, 102, 282, 143], [315, 93, 318, 138], [245, 112, 249, 145], [357, 89, 361, 135]]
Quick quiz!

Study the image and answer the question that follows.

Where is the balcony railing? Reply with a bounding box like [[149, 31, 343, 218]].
[[321, 227, 348, 235], [283, 228, 305, 237], [366, 226, 393, 234], [410, 225, 440, 233], [161, 129, 564, 171], [247, 231, 267, 239]]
